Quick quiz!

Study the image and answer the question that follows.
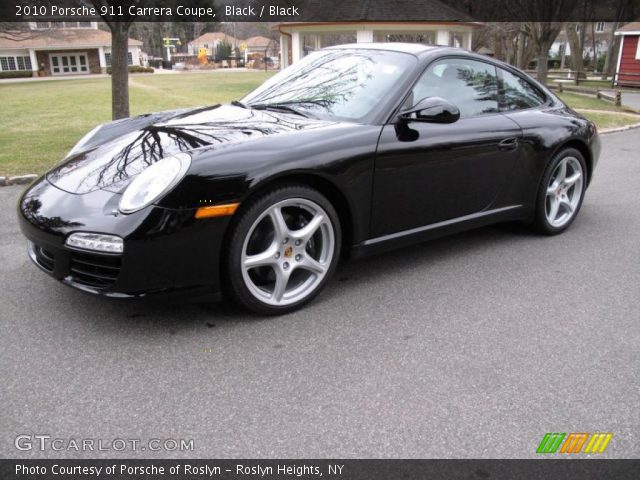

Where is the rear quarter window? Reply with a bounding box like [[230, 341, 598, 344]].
[[500, 69, 547, 111]]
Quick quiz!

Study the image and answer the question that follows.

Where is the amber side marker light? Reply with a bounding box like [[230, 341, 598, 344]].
[[195, 203, 240, 219]]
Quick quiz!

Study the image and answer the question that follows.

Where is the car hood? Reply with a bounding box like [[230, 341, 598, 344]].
[[46, 105, 336, 194]]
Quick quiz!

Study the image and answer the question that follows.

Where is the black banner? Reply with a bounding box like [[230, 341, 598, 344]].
[[1, 460, 640, 480], [1, 0, 639, 23]]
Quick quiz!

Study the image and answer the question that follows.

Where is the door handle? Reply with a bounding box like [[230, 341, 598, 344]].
[[498, 137, 519, 151]]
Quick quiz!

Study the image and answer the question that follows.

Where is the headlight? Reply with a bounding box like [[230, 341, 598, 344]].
[[67, 124, 103, 158], [119, 153, 191, 214]]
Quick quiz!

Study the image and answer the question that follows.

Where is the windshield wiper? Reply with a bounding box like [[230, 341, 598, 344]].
[[249, 103, 310, 118]]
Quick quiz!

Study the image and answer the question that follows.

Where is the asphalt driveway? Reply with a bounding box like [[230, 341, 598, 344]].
[[1, 130, 639, 459]]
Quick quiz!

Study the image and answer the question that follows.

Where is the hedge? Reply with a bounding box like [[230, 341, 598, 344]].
[[0, 71, 33, 79], [107, 66, 154, 74]]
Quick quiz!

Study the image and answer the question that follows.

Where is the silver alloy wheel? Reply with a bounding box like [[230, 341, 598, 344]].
[[545, 156, 584, 228], [240, 198, 335, 306]]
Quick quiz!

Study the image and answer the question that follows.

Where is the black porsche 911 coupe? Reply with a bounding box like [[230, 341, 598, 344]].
[[18, 43, 600, 314]]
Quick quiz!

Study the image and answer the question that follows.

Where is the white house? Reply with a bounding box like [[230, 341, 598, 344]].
[[0, 22, 143, 76], [244, 36, 279, 57], [187, 32, 239, 56], [274, 0, 480, 68], [276, 21, 479, 69]]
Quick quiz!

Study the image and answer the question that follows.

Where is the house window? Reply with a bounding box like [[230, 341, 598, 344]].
[[0, 56, 32, 71], [35, 21, 92, 29], [0, 57, 12, 70], [104, 52, 134, 67], [596, 22, 606, 33], [16, 56, 32, 70]]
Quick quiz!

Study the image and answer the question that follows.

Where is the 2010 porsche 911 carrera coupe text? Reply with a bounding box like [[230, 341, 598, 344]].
[[18, 43, 600, 314]]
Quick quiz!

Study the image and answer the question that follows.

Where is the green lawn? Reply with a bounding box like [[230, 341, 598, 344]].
[[556, 92, 640, 129], [578, 111, 640, 130], [0, 72, 274, 176], [576, 80, 614, 89], [551, 79, 614, 89], [556, 92, 625, 112], [1, 72, 639, 176]]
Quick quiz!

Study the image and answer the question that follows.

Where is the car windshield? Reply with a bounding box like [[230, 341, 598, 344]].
[[242, 48, 416, 122]]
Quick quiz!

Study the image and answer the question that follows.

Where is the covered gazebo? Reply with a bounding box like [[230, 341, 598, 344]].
[[274, 0, 481, 68]]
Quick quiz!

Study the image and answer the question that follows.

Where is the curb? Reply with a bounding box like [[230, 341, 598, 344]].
[[600, 122, 640, 135], [0, 174, 38, 187]]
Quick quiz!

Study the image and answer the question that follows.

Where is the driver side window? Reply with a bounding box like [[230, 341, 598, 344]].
[[411, 58, 500, 118]]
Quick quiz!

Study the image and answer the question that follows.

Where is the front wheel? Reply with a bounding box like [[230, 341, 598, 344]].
[[533, 148, 587, 235], [225, 185, 341, 315]]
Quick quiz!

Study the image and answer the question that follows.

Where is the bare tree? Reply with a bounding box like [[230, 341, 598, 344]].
[[566, 23, 585, 72], [472, 23, 535, 67], [89, 1, 145, 120], [525, 22, 565, 83], [503, 1, 578, 84]]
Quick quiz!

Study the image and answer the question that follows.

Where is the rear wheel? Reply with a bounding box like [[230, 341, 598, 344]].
[[534, 148, 587, 235], [225, 185, 341, 315]]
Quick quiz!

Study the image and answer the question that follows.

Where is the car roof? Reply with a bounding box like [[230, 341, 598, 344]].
[[325, 42, 461, 56]]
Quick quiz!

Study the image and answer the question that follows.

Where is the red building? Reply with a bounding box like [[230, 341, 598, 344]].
[[615, 21, 640, 86]]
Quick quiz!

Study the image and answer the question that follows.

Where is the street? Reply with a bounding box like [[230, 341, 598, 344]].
[[1, 130, 639, 459]]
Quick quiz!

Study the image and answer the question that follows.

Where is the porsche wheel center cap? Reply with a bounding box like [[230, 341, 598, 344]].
[[284, 245, 293, 258]]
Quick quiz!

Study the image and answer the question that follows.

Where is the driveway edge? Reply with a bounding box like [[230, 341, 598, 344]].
[[600, 122, 640, 135], [0, 174, 38, 187]]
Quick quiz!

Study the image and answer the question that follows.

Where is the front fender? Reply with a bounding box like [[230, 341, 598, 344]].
[[157, 123, 383, 246]]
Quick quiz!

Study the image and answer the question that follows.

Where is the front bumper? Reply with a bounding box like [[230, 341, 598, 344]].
[[18, 178, 229, 298]]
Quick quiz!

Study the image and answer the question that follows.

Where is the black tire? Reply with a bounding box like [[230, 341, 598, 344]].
[[533, 147, 588, 235], [224, 184, 341, 315]]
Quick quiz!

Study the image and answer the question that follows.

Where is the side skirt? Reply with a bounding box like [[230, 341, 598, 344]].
[[349, 205, 525, 259]]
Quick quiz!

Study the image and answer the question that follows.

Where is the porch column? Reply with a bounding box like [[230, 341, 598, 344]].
[[291, 31, 303, 63], [314, 34, 322, 52], [463, 32, 473, 50], [98, 46, 107, 72], [28, 48, 38, 75], [436, 30, 450, 46], [357, 29, 374, 43], [279, 33, 290, 69]]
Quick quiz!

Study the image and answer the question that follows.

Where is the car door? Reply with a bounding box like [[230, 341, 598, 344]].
[[371, 57, 523, 238]]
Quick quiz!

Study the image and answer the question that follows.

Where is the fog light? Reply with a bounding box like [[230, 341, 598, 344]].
[[66, 233, 124, 253]]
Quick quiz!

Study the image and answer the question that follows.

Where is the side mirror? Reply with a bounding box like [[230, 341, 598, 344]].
[[399, 97, 460, 124]]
